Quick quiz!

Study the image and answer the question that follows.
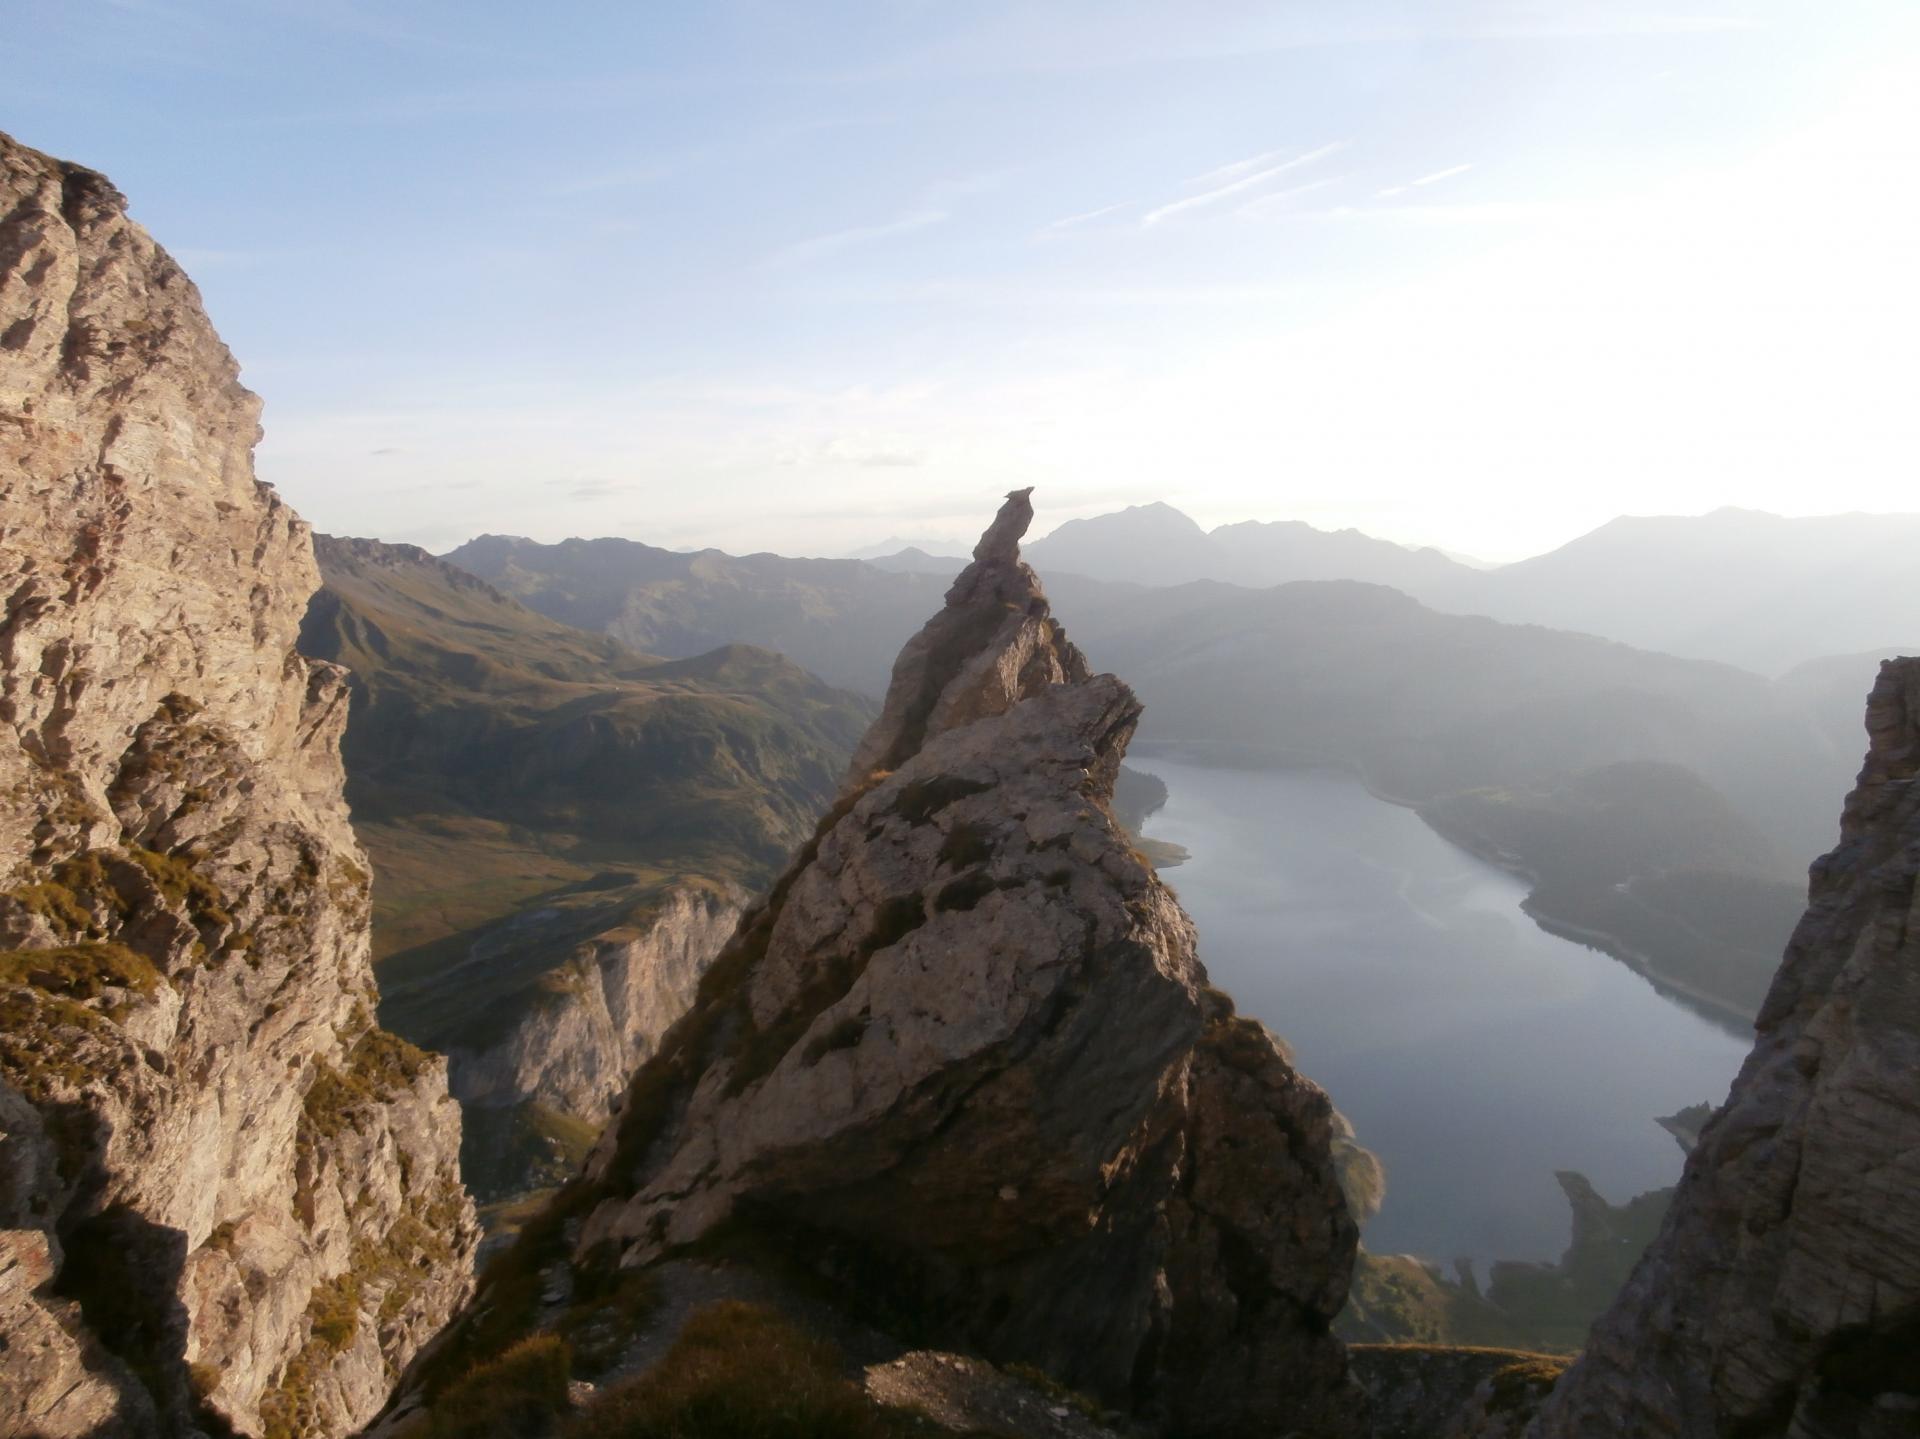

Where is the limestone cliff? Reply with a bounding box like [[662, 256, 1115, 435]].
[[388, 882, 741, 1203], [441, 886, 740, 1126], [0, 132, 476, 1436], [557, 489, 1362, 1438], [1529, 657, 1920, 1437]]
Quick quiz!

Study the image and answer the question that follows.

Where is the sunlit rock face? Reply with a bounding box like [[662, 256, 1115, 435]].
[[444, 885, 743, 1124], [577, 489, 1365, 1439], [1530, 657, 1920, 1439], [0, 131, 476, 1438]]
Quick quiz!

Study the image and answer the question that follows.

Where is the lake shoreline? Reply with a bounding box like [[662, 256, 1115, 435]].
[[1128, 740, 1761, 1036], [1119, 755, 1747, 1271]]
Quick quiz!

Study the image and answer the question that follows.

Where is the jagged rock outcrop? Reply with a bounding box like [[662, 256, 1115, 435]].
[[1352, 1346, 1567, 1439], [0, 132, 477, 1436], [565, 490, 1362, 1438], [442, 884, 741, 1123], [1529, 657, 1920, 1438], [402, 881, 743, 1203]]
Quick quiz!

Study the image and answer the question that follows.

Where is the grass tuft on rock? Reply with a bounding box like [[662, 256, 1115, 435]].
[[0, 942, 161, 1013], [129, 846, 232, 929], [430, 1334, 574, 1439], [564, 1301, 887, 1439]]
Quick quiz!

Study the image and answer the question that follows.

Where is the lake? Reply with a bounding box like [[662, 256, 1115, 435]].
[[1130, 757, 1754, 1270]]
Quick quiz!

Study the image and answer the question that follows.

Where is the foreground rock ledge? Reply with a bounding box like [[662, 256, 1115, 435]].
[[0, 131, 477, 1437], [550, 489, 1365, 1438], [1529, 657, 1920, 1438]]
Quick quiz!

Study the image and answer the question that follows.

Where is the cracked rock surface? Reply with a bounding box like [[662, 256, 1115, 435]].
[[575, 489, 1364, 1438], [0, 130, 476, 1438], [1529, 657, 1920, 1438]]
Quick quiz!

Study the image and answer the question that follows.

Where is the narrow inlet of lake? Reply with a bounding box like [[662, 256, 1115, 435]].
[[1131, 757, 1753, 1269]]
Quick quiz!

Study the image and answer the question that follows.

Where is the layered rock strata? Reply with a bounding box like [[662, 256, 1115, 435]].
[[0, 132, 476, 1436], [573, 489, 1363, 1438], [1529, 657, 1920, 1437]]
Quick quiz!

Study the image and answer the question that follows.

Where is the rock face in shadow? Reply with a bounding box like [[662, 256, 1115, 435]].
[[0, 132, 476, 1437], [1529, 657, 1920, 1438], [575, 489, 1363, 1438]]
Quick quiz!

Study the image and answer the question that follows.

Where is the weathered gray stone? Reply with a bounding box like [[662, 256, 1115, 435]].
[[573, 491, 1363, 1438], [1529, 657, 1920, 1438], [447, 884, 742, 1120], [0, 130, 476, 1438]]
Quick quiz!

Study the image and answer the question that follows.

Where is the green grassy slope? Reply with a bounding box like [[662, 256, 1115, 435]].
[[303, 536, 874, 961]]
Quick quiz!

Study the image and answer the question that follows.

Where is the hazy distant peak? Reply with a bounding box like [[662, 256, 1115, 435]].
[[1023, 501, 1218, 587], [846, 534, 968, 560], [1037, 499, 1209, 538], [1208, 517, 1314, 537]]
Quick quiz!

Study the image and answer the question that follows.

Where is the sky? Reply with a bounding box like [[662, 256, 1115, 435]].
[[8, 0, 1919, 561]]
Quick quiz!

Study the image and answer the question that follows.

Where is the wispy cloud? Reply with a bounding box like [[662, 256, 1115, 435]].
[[1143, 142, 1345, 226], [1234, 177, 1345, 218], [1472, 9, 1767, 40], [554, 477, 643, 501], [797, 437, 926, 468], [1186, 146, 1303, 189], [1038, 199, 1135, 236], [769, 209, 949, 267], [550, 162, 677, 197], [1377, 162, 1473, 198], [1313, 200, 1562, 227], [766, 170, 1008, 268]]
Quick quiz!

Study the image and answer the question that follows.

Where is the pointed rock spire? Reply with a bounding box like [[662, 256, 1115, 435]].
[[847, 487, 1089, 781], [555, 491, 1363, 1439], [972, 485, 1035, 563]]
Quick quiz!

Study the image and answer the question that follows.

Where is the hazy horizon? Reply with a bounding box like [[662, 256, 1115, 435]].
[[428, 496, 1920, 570], [10, 0, 1918, 561]]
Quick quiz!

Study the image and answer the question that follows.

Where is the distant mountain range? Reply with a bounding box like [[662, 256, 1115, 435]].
[[1443, 508, 1920, 676], [430, 507, 1911, 1026], [444, 532, 949, 694], [1014, 502, 1920, 677], [1025, 500, 1472, 597], [307, 535, 873, 957]]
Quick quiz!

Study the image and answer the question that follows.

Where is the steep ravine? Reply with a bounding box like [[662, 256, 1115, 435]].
[[0, 132, 476, 1436]]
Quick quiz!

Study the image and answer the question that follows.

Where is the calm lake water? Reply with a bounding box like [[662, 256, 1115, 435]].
[[1131, 757, 1753, 1269]]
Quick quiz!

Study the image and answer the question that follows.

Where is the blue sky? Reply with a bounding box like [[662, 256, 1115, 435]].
[[9, 0, 1918, 558]]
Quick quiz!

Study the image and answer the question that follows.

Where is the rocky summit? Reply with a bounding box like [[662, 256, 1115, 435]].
[[0, 132, 476, 1436], [1528, 657, 1920, 1438], [554, 488, 1364, 1437]]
